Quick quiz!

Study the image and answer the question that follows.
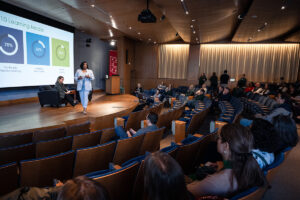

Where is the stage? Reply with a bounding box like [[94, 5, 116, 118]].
[[0, 93, 139, 135]]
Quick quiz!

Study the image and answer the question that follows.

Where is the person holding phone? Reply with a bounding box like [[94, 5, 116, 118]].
[[75, 61, 95, 114]]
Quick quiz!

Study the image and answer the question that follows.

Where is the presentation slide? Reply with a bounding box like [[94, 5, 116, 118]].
[[0, 11, 74, 88]]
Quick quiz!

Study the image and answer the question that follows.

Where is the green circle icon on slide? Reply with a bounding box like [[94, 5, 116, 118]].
[[52, 38, 69, 67]]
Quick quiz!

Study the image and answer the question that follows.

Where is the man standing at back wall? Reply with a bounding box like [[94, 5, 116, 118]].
[[220, 70, 230, 87]]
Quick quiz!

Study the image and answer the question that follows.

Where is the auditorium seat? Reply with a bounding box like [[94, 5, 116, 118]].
[[264, 152, 285, 183], [37, 86, 61, 107], [0, 132, 33, 148], [66, 121, 91, 136], [72, 130, 102, 150], [195, 130, 218, 165], [175, 136, 203, 174], [124, 109, 149, 131], [33, 127, 66, 143], [36, 136, 72, 158], [230, 185, 268, 200], [100, 128, 117, 144], [92, 161, 140, 200], [113, 134, 144, 165], [139, 127, 164, 155], [0, 143, 35, 165], [20, 151, 75, 187], [132, 160, 145, 200], [160, 143, 179, 158], [73, 141, 116, 177], [0, 162, 19, 196]]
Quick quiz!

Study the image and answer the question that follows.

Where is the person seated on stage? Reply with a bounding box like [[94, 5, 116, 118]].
[[250, 119, 279, 169], [273, 115, 299, 152], [144, 151, 194, 200], [134, 83, 144, 96], [115, 112, 159, 139], [187, 124, 265, 198], [219, 87, 231, 101], [55, 76, 77, 107], [58, 176, 110, 200], [186, 84, 195, 97]]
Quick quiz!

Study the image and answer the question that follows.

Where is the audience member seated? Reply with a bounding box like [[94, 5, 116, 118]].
[[253, 82, 264, 94], [244, 82, 255, 93], [57, 176, 110, 200], [186, 84, 195, 97], [289, 84, 298, 98], [273, 115, 299, 152], [255, 93, 292, 122], [262, 83, 271, 95], [219, 87, 231, 101], [153, 90, 163, 102], [187, 124, 265, 198], [115, 112, 159, 139], [144, 151, 194, 200], [201, 83, 208, 94], [157, 81, 167, 91], [250, 119, 280, 169], [55, 76, 77, 107], [134, 83, 144, 96]]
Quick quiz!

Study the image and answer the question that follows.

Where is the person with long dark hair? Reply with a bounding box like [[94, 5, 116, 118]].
[[144, 152, 193, 200], [55, 76, 77, 107], [75, 61, 95, 114], [188, 123, 265, 197]]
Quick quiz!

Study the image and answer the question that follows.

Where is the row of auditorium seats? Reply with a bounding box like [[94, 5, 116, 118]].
[[179, 98, 212, 135], [0, 121, 91, 149], [241, 92, 278, 114], [0, 127, 165, 196], [218, 97, 243, 123]]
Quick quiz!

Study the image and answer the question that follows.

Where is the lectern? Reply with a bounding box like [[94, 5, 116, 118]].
[[106, 75, 120, 94]]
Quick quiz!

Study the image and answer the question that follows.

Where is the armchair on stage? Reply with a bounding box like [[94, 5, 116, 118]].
[[37, 86, 62, 107]]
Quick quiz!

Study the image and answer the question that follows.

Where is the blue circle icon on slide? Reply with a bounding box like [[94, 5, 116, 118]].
[[0, 25, 24, 64], [26, 32, 50, 66], [32, 40, 46, 58]]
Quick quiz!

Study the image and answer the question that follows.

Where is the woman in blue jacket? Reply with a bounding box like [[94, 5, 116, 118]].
[[75, 61, 95, 114]]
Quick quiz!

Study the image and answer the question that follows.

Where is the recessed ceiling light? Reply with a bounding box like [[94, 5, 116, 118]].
[[190, 25, 193, 28], [154, 41, 157, 44], [281, 5, 286, 10], [129, 26, 132, 29], [257, 29, 261, 32], [185, 11, 189, 15], [138, 32, 141, 35], [110, 40, 116, 46], [181, 0, 184, 2], [90, 4, 95, 8], [264, 22, 268, 26], [196, 37, 198, 40], [193, 30, 196, 34], [148, 38, 151, 41], [192, 19, 196, 22]]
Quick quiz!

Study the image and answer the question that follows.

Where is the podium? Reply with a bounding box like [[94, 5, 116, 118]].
[[106, 76, 120, 94]]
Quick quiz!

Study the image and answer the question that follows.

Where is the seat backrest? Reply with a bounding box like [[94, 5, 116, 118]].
[[33, 127, 66, 143], [132, 160, 145, 200], [0, 143, 35, 165], [175, 138, 202, 174], [66, 121, 91, 136], [187, 111, 206, 135], [230, 185, 268, 200], [195, 132, 218, 166], [36, 136, 73, 158], [160, 144, 178, 158], [73, 141, 116, 177], [0, 162, 19, 196], [72, 131, 102, 150], [0, 132, 33, 148], [139, 128, 164, 155], [264, 152, 285, 183], [100, 128, 117, 144], [20, 151, 75, 187], [125, 109, 149, 131], [93, 162, 140, 200], [113, 134, 144, 165]]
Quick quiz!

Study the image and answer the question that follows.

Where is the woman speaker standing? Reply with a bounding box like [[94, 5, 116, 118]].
[[75, 61, 95, 114]]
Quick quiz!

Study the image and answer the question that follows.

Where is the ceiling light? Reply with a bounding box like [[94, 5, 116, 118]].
[[181, 0, 184, 2], [129, 26, 132, 29], [196, 37, 198, 40], [264, 22, 268, 26], [90, 4, 95, 8], [138, 32, 141, 35], [154, 41, 157, 44], [257, 29, 261, 32], [110, 40, 116, 46], [192, 19, 196, 22], [109, 29, 113, 37], [148, 38, 151, 41], [190, 25, 193, 28], [185, 11, 189, 15], [193, 30, 196, 34], [281, 6, 286, 10]]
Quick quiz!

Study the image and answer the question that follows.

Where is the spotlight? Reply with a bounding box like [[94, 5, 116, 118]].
[[110, 40, 116, 46], [281, 5, 286, 10]]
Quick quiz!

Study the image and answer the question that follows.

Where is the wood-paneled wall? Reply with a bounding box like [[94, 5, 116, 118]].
[[132, 43, 201, 90]]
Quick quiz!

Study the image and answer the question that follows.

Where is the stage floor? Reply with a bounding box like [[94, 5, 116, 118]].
[[0, 93, 139, 135]]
